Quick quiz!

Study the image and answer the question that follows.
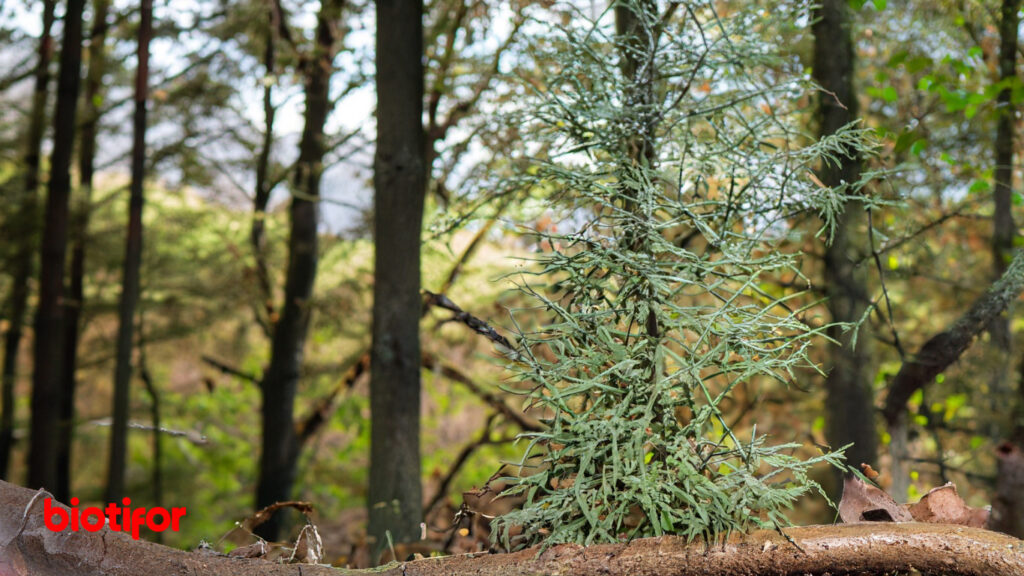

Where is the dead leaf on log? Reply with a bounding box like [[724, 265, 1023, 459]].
[[906, 482, 989, 527], [227, 540, 269, 559], [840, 475, 990, 528], [839, 474, 913, 523]]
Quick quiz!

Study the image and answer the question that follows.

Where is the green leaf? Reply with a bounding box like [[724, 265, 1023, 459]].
[[887, 51, 908, 68], [881, 85, 898, 103], [894, 131, 917, 153], [968, 179, 991, 194], [909, 389, 923, 406], [910, 139, 928, 156], [872, 0, 887, 9], [906, 56, 933, 74]]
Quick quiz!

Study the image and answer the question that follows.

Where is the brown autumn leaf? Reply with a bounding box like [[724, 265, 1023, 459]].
[[838, 475, 912, 523], [905, 482, 989, 528], [228, 540, 268, 559]]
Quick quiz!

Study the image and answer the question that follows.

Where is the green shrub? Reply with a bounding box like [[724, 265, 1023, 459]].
[[492, 0, 871, 549]]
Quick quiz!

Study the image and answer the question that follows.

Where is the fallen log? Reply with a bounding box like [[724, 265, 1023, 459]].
[[1, 480, 1021, 575]]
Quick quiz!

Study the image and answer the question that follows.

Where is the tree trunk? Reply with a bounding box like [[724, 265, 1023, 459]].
[[57, 0, 110, 504], [369, 0, 426, 556], [106, 0, 152, 504], [255, 0, 342, 542], [0, 479, 1021, 576], [28, 0, 85, 492], [615, 0, 657, 169], [250, 0, 280, 339], [994, 0, 1024, 539], [0, 0, 55, 482], [613, 0, 659, 373], [812, 0, 878, 494], [991, 0, 1019, 344]]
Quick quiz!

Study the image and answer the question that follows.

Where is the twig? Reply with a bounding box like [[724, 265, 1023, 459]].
[[867, 206, 906, 360], [423, 291, 519, 359], [202, 355, 260, 385], [296, 351, 368, 447], [424, 413, 516, 517], [423, 354, 541, 433]]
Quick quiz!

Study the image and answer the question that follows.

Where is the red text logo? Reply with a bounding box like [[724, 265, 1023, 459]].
[[43, 497, 186, 540]]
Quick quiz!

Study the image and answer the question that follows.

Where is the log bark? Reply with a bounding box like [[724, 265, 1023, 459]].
[[1, 480, 1022, 576]]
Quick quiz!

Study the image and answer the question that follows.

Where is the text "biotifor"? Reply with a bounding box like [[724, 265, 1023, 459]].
[[43, 497, 186, 540]]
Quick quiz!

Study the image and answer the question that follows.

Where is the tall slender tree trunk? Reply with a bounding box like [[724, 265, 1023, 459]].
[[993, 0, 1019, 334], [251, 0, 280, 339], [255, 0, 342, 542], [28, 0, 86, 492], [812, 0, 877, 496], [1, 0, 55, 482], [106, 0, 152, 503], [57, 0, 110, 504], [369, 0, 425, 556], [991, 0, 1024, 539]]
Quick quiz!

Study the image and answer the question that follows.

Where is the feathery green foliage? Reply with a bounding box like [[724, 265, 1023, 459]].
[[492, 0, 873, 549]]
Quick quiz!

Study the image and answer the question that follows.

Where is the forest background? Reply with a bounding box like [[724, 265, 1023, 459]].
[[2, 0, 1024, 566]]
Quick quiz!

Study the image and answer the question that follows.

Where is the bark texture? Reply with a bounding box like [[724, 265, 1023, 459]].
[[0, 481, 1022, 576], [369, 0, 426, 554], [812, 0, 878, 486], [28, 0, 85, 493], [106, 0, 152, 504], [0, 0, 55, 481], [255, 0, 343, 542]]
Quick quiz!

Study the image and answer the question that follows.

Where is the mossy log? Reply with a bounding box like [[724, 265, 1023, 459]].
[[1, 480, 1021, 576]]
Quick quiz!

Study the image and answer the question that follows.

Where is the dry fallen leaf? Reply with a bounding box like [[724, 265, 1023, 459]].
[[838, 474, 912, 523], [228, 540, 268, 559], [906, 482, 989, 528]]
